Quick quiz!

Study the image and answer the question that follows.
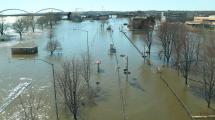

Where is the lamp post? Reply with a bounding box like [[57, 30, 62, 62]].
[[73, 28, 90, 79], [34, 59, 59, 120], [72, 29, 89, 58], [18, 58, 59, 120]]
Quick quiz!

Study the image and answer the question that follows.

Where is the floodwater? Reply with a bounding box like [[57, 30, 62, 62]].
[[0, 17, 214, 120]]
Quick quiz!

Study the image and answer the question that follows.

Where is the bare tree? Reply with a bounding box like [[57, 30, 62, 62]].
[[45, 13, 54, 29], [81, 53, 91, 90], [44, 13, 62, 29], [46, 30, 61, 55], [143, 29, 153, 57], [179, 32, 197, 85], [195, 37, 201, 64], [158, 22, 177, 65], [36, 16, 47, 30], [0, 17, 8, 36], [18, 92, 49, 120], [23, 15, 36, 32], [80, 53, 96, 104], [172, 24, 186, 74], [202, 34, 215, 108], [46, 40, 61, 55], [0, 91, 50, 120], [194, 29, 205, 65], [12, 18, 26, 40], [56, 59, 87, 120]]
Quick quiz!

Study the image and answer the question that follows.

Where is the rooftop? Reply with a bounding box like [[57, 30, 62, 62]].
[[12, 42, 37, 48]]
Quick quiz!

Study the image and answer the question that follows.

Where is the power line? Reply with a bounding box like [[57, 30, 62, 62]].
[[120, 31, 144, 57]]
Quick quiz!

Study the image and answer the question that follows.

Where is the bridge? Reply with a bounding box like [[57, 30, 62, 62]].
[[0, 8, 70, 18], [0, 8, 140, 22], [0, 8, 131, 18]]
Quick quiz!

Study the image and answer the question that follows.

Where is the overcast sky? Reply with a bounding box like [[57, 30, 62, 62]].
[[0, 0, 214, 13]]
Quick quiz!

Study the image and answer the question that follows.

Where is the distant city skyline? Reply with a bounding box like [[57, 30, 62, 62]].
[[0, 0, 215, 13]]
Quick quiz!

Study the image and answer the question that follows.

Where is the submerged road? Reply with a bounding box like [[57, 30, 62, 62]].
[[110, 24, 192, 120], [109, 32, 127, 120]]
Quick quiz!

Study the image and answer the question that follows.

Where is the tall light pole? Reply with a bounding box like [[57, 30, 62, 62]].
[[34, 59, 59, 120], [19, 58, 59, 120], [72, 29, 89, 58], [73, 28, 90, 83]]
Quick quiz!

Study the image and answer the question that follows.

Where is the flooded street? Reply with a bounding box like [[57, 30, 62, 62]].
[[0, 17, 214, 120]]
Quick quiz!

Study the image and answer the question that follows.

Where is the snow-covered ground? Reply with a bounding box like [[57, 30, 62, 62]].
[[0, 81, 32, 113]]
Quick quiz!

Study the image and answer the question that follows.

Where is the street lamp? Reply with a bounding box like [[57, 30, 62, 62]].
[[72, 28, 89, 57], [73, 28, 90, 78], [18, 58, 59, 120], [120, 54, 130, 81]]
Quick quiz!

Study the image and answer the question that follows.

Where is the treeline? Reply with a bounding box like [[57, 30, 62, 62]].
[[158, 22, 215, 108], [0, 13, 62, 40]]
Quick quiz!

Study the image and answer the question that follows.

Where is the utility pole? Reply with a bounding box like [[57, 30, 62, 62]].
[[18, 58, 59, 120], [73, 29, 90, 82], [125, 56, 128, 81], [51, 63, 59, 120], [120, 54, 130, 81]]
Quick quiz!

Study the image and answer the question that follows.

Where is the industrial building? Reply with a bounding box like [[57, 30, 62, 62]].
[[185, 15, 215, 28]]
